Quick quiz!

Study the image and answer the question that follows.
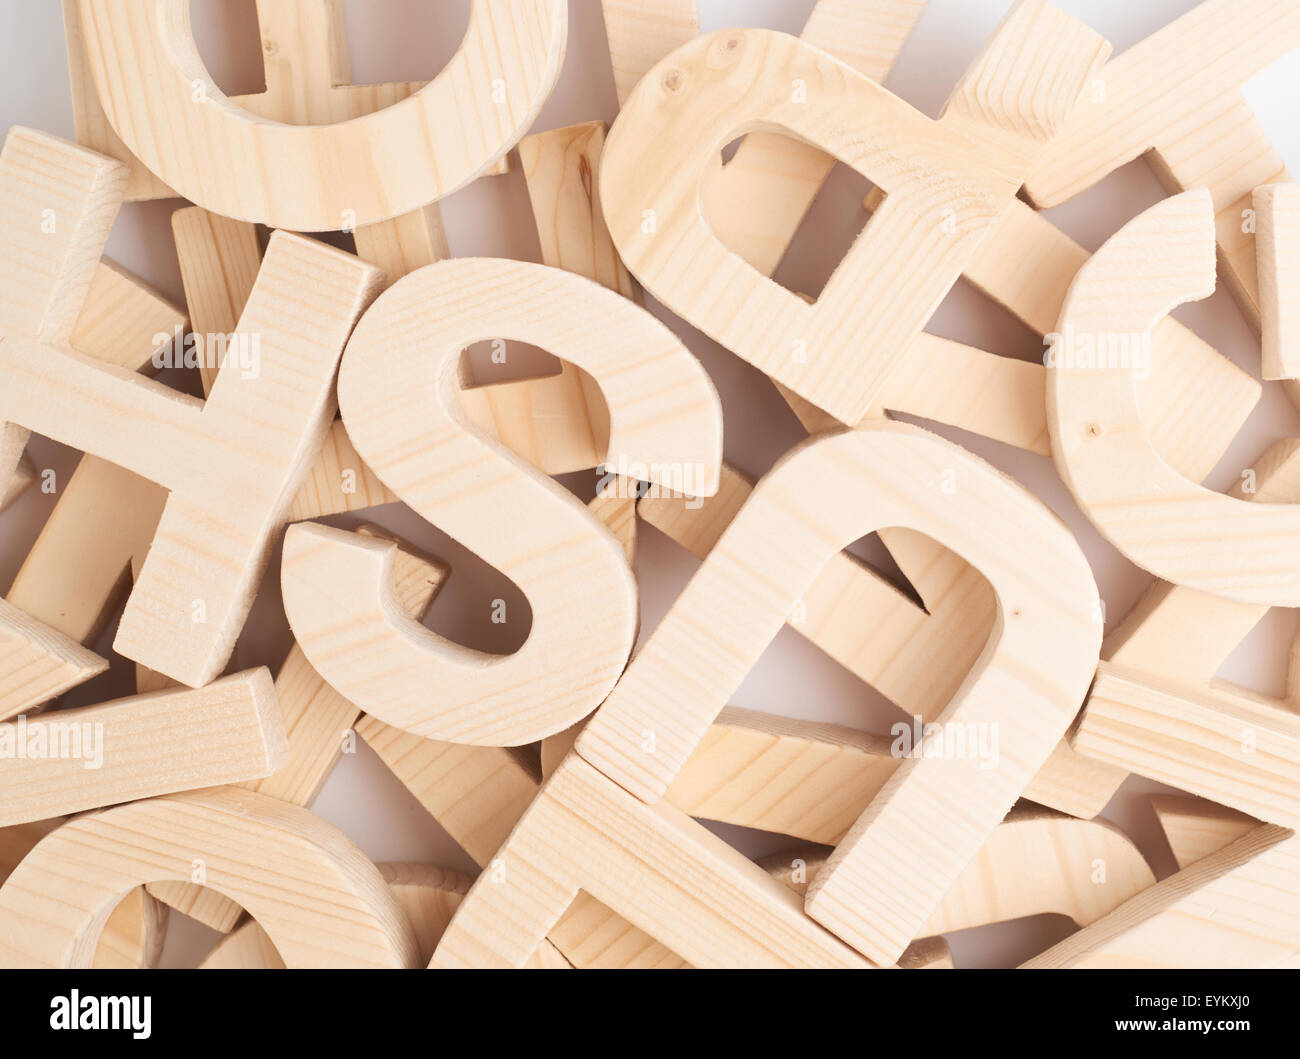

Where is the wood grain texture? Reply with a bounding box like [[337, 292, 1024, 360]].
[[758, 804, 1154, 938], [578, 423, 1100, 963], [60, 0, 173, 200], [0, 597, 107, 723], [0, 131, 384, 686], [431, 753, 871, 969], [0, 127, 124, 496], [1023, 0, 1300, 327], [600, 0, 698, 106], [1256, 183, 1300, 380], [601, 5, 1108, 424], [1049, 189, 1300, 606], [0, 456, 34, 513], [1151, 796, 1259, 870], [77, 0, 564, 229], [0, 669, 288, 826], [197, 862, 568, 969], [358, 719, 665, 967], [283, 257, 721, 745], [4, 230, 185, 648], [1061, 437, 1300, 811], [1, 820, 169, 968], [0, 788, 419, 968], [637, 461, 1124, 820], [199, 918, 284, 970], [150, 527, 446, 935], [7, 459, 166, 647], [1073, 662, 1300, 830], [700, 0, 925, 276], [1023, 824, 1300, 968]]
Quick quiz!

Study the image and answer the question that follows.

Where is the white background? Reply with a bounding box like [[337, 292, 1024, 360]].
[[1, 0, 1297, 967]]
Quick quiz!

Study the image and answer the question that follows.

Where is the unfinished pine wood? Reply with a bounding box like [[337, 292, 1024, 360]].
[[0, 669, 288, 826], [735, 3, 1250, 819], [922, 806, 1154, 934], [1072, 662, 1300, 830], [170, 208, 261, 395], [149, 527, 445, 935], [168, 205, 403, 523], [1057, 437, 1300, 811], [61, 0, 173, 200], [516, 119, 637, 470], [578, 423, 1100, 963], [665, 708, 896, 845], [2, 820, 169, 968], [520, 118, 644, 753], [0, 130, 385, 686], [1023, 0, 1300, 328], [283, 258, 721, 745], [0, 597, 107, 723], [77, 0, 563, 229], [600, 0, 699, 106], [432, 753, 872, 969], [199, 918, 284, 970], [0, 456, 33, 513], [357, 717, 677, 967], [144, 880, 244, 937], [601, 6, 1108, 424], [0, 127, 122, 494], [1257, 183, 1300, 380], [254, 528, 445, 807], [4, 248, 186, 646], [969, 199, 1257, 478], [701, 0, 925, 275], [637, 461, 1124, 820], [7, 461, 167, 647], [357, 717, 543, 869], [1049, 189, 1300, 605], [1023, 824, 1300, 968], [1151, 796, 1259, 870], [705, 1, 1250, 470], [758, 803, 1154, 937], [0, 788, 419, 968], [198, 862, 568, 969]]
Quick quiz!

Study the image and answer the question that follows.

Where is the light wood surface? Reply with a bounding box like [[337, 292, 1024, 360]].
[[76, 0, 563, 229], [1073, 662, 1300, 830], [637, 460, 1125, 820], [1257, 183, 1300, 380], [1048, 188, 1300, 606], [0, 128, 385, 686], [283, 257, 721, 745], [5, 246, 184, 649], [431, 753, 872, 969], [0, 788, 419, 968], [198, 862, 568, 969], [576, 422, 1100, 964], [1023, 824, 1300, 968], [0, 669, 287, 826], [1023, 0, 1300, 328], [601, 5, 1108, 424], [600, 0, 698, 106], [1150, 795, 1259, 870], [0, 597, 107, 723], [757, 803, 1154, 938], [1, 820, 168, 969]]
